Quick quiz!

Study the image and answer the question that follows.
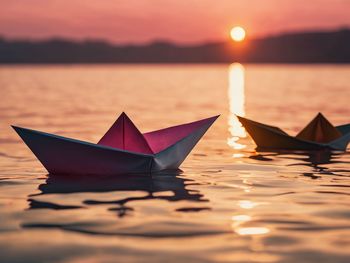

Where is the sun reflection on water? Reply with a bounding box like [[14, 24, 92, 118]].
[[232, 214, 251, 222], [227, 63, 246, 150], [232, 213, 270, 236], [238, 200, 259, 209], [236, 227, 270, 236]]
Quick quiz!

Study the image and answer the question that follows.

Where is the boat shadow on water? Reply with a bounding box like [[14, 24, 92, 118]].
[[249, 148, 350, 179], [26, 170, 208, 216], [21, 170, 221, 238]]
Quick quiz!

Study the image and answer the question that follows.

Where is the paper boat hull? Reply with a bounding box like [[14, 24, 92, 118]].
[[237, 116, 335, 150], [13, 126, 153, 175]]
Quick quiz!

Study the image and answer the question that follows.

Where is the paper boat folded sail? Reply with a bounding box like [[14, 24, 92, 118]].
[[13, 113, 219, 175], [237, 113, 350, 151]]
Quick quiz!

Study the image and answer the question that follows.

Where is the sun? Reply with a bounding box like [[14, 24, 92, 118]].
[[230, 26, 246, 42]]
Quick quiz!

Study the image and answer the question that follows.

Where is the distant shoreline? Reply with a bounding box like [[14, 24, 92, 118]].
[[1, 62, 350, 65], [1, 29, 350, 64]]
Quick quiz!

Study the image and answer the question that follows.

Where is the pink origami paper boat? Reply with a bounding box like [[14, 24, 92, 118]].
[[12, 113, 219, 175]]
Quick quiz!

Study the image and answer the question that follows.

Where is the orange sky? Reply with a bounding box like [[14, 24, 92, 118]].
[[1, 0, 349, 44]]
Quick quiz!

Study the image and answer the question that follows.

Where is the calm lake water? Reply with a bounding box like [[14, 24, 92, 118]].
[[1, 64, 350, 263]]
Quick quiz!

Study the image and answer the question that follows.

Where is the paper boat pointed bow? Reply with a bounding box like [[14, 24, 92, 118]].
[[237, 113, 350, 151], [13, 113, 219, 175]]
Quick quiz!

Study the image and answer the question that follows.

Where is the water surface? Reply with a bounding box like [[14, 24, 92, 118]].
[[1, 64, 350, 262]]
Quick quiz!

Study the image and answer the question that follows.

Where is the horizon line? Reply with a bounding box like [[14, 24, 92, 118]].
[[1, 27, 349, 47]]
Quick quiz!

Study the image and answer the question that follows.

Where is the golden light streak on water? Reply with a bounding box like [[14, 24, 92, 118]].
[[227, 63, 246, 150], [231, 214, 270, 236], [231, 215, 251, 222], [232, 202, 270, 236], [238, 200, 258, 209], [235, 227, 270, 236]]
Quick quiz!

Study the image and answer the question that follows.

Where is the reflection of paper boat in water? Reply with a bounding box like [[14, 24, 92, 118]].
[[28, 171, 206, 214], [13, 113, 219, 175], [238, 113, 350, 151]]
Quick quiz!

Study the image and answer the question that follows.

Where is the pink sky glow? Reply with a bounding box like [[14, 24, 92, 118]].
[[1, 0, 350, 44]]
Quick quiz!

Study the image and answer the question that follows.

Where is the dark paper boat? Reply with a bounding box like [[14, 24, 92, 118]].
[[13, 113, 219, 175], [237, 113, 350, 151]]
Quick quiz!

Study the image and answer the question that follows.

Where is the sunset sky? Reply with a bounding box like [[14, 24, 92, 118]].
[[1, 0, 350, 44]]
